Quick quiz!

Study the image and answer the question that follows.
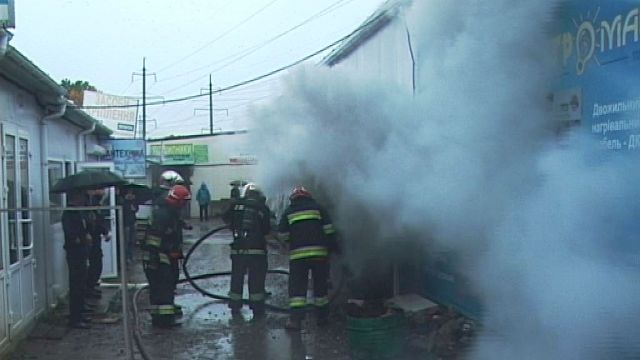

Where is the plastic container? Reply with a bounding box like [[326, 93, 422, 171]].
[[346, 311, 407, 360]]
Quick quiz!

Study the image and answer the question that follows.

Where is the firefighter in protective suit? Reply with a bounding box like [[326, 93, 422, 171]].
[[151, 170, 191, 317], [143, 184, 191, 328], [223, 183, 271, 318], [279, 186, 337, 330], [153, 170, 184, 204]]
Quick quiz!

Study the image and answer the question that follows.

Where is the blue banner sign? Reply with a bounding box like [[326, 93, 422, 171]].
[[101, 139, 146, 178], [555, 1, 640, 151]]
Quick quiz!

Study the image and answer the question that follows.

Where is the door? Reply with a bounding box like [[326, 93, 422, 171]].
[[77, 162, 118, 278], [0, 124, 36, 337], [0, 128, 7, 349]]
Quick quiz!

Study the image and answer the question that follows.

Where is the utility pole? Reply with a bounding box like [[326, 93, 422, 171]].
[[143, 58, 146, 140], [131, 57, 156, 140], [209, 74, 213, 135]]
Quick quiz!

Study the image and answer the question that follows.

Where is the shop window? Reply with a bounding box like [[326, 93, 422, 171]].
[[48, 161, 65, 223]]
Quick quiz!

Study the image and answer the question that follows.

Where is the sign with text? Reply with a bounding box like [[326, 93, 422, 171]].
[[0, 0, 15, 28], [555, 2, 640, 151], [101, 139, 146, 178], [162, 144, 194, 164], [229, 155, 257, 165], [193, 144, 209, 163], [84, 91, 138, 139]]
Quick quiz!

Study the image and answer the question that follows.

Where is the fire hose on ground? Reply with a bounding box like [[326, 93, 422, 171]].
[[131, 224, 345, 360]]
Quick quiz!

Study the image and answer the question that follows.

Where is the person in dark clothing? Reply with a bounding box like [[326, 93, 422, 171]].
[[118, 188, 139, 263], [278, 186, 337, 330], [62, 190, 92, 329], [230, 185, 240, 200], [196, 182, 211, 222], [85, 190, 111, 299], [223, 183, 271, 318], [142, 184, 191, 328]]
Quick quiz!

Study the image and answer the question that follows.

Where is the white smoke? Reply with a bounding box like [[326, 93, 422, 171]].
[[249, 0, 640, 358]]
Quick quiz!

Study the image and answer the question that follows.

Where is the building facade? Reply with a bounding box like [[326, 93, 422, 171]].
[[0, 45, 111, 353], [146, 131, 257, 217]]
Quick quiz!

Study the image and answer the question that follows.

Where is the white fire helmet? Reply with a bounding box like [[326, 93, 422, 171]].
[[160, 170, 184, 187], [240, 182, 262, 199]]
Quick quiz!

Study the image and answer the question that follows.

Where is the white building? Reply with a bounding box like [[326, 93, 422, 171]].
[[0, 45, 112, 353], [323, 0, 415, 93], [146, 131, 257, 217]]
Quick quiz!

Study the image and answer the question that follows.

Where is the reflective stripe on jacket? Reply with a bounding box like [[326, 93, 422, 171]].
[[278, 197, 336, 260]]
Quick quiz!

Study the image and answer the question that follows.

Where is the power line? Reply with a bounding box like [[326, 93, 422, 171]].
[[73, 10, 387, 111], [155, 0, 353, 93], [155, 0, 280, 73]]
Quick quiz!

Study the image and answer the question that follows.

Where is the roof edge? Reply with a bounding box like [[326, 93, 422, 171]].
[[322, 0, 410, 66], [1, 45, 68, 98]]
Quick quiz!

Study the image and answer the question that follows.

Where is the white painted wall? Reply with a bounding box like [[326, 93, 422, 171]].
[[0, 76, 104, 351], [148, 132, 258, 216], [329, 16, 415, 94]]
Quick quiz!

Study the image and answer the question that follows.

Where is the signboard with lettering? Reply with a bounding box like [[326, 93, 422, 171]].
[[101, 139, 146, 178], [193, 145, 209, 163], [84, 91, 138, 139], [162, 144, 194, 164], [555, 2, 640, 151], [0, 0, 15, 28], [229, 155, 257, 165]]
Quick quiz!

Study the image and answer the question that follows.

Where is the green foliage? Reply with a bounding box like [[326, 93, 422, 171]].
[[60, 78, 97, 91]]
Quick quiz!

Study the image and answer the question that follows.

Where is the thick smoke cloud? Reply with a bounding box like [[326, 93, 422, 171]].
[[248, 0, 640, 358]]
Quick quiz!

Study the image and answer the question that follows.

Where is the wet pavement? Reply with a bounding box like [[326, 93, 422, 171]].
[[7, 218, 437, 360]]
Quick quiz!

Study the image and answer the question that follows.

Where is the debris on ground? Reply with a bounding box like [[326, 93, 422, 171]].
[[408, 305, 476, 359]]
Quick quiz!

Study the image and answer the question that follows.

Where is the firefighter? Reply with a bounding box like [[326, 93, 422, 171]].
[[142, 184, 191, 328], [151, 170, 191, 316], [279, 186, 337, 330], [223, 183, 271, 319], [153, 170, 184, 205]]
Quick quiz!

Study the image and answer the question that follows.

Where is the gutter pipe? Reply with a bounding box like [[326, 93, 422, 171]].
[[0, 29, 12, 58], [77, 122, 96, 162]]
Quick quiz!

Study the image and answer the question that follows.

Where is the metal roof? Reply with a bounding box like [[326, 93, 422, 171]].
[[147, 130, 248, 142], [0, 45, 111, 137], [322, 0, 410, 66], [0, 45, 67, 101]]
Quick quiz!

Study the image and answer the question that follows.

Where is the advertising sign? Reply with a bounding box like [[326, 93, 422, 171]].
[[193, 144, 209, 163], [148, 144, 162, 163], [0, 0, 15, 28], [101, 139, 146, 178], [229, 155, 257, 165], [162, 144, 194, 164], [147, 143, 210, 165], [555, 2, 640, 151], [84, 91, 138, 139]]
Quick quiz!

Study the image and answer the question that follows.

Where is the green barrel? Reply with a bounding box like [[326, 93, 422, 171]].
[[346, 312, 407, 360]]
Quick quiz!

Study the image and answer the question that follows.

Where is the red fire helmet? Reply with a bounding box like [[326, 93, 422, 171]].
[[289, 185, 312, 200], [166, 185, 191, 208]]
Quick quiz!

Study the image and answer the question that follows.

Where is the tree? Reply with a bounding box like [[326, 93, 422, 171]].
[[60, 78, 97, 106]]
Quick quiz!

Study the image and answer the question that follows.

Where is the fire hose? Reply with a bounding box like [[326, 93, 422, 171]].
[[131, 224, 345, 359]]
